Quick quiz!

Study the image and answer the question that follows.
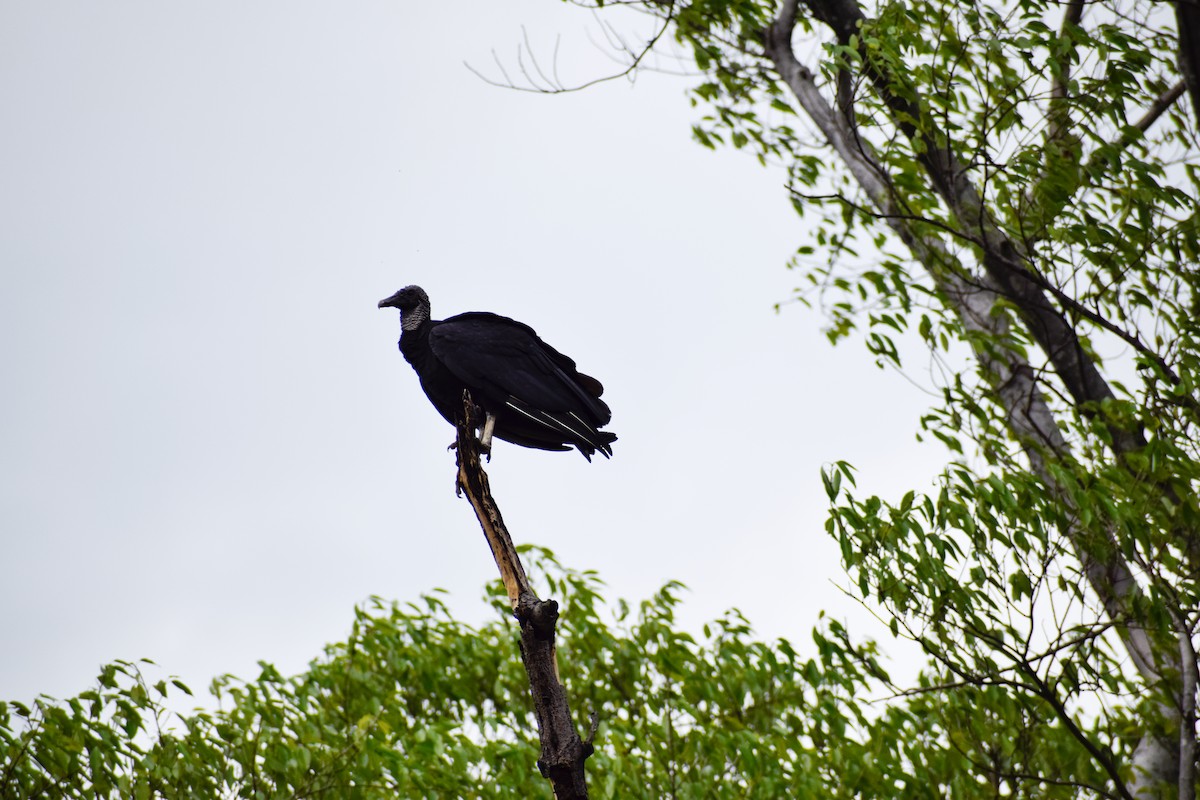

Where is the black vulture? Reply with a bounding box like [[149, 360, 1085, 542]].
[[378, 285, 617, 460]]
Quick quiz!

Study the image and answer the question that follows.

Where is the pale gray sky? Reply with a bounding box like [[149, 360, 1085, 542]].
[[1, 1, 945, 705]]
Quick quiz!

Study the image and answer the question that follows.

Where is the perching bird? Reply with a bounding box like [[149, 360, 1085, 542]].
[[379, 285, 617, 460]]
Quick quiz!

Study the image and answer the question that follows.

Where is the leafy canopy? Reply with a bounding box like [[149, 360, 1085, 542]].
[[1, 550, 1117, 798]]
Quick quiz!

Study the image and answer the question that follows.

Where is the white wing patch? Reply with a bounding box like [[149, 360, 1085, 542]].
[[505, 398, 603, 450]]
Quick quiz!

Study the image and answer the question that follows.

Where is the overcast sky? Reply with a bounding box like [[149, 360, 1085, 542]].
[[0, 1, 948, 707]]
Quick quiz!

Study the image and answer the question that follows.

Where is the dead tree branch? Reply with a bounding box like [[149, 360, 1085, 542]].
[[453, 391, 593, 799]]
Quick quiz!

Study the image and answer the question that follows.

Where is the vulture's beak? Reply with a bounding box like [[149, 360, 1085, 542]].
[[378, 293, 401, 309]]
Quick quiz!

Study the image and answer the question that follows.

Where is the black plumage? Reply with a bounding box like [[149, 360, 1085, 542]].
[[378, 285, 617, 460]]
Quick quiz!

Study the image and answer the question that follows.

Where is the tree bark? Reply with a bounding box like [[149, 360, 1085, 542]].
[[453, 393, 592, 799]]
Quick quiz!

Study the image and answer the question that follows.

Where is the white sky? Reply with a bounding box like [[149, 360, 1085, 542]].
[[0, 1, 948, 706]]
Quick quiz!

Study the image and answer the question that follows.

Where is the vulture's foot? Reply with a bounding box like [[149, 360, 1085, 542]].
[[479, 412, 496, 462]]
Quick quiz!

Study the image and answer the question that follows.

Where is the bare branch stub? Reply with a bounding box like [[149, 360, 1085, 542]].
[[453, 391, 592, 799], [454, 393, 531, 608]]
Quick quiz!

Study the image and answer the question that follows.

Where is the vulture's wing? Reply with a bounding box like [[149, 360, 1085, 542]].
[[428, 313, 611, 424]]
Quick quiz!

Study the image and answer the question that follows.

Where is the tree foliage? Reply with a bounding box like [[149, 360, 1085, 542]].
[[0, 550, 1122, 798]]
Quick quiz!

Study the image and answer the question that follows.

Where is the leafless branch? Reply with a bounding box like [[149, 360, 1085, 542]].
[[453, 392, 591, 799], [464, 12, 674, 94]]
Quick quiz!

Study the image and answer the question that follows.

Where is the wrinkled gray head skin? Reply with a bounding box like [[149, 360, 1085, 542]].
[[378, 285, 430, 331]]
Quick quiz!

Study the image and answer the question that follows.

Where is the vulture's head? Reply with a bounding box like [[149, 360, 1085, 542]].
[[378, 285, 431, 330]]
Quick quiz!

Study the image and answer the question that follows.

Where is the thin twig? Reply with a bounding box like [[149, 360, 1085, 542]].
[[464, 12, 674, 94]]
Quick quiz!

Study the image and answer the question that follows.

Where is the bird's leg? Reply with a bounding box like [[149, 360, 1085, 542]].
[[479, 411, 496, 459]]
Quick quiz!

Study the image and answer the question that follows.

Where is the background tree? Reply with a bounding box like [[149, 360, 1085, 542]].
[[0, 551, 1119, 798], [528, 0, 1196, 795]]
